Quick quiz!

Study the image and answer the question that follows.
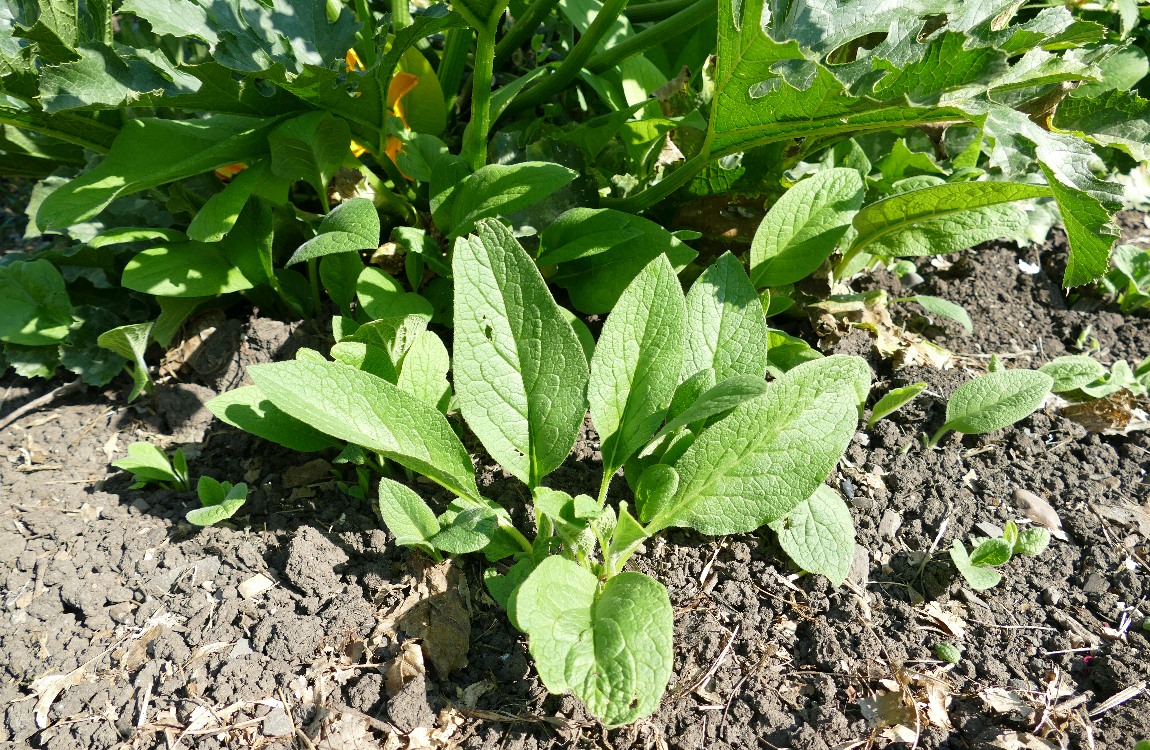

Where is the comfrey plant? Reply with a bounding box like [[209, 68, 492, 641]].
[[208, 219, 869, 725]]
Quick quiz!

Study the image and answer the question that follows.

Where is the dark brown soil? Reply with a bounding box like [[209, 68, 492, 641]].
[[2, 218, 1148, 749]]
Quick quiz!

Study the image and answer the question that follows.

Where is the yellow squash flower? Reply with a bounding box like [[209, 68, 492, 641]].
[[215, 51, 419, 182]]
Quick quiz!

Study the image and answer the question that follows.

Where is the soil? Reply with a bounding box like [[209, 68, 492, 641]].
[[2, 214, 1149, 750]]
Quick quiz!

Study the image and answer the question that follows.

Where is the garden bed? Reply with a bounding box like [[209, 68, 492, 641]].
[[2, 218, 1148, 750]]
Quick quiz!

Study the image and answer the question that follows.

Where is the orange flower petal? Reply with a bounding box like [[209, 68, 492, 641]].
[[385, 136, 412, 180], [214, 163, 248, 181], [387, 72, 420, 127], [346, 48, 364, 72]]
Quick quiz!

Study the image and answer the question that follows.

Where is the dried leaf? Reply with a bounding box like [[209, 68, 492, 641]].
[[991, 732, 1060, 749], [1012, 488, 1068, 541], [1059, 390, 1150, 434], [398, 559, 471, 680], [384, 640, 426, 698], [31, 668, 90, 728], [979, 687, 1036, 722], [923, 681, 952, 729], [920, 602, 968, 639], [283, 459, 334, 488]]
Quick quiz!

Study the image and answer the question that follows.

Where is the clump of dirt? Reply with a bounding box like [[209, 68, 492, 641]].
[[2, 227, 1148, 749]]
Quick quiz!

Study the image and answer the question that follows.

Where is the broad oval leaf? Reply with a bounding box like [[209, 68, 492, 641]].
[[444, 162, 578, 238], [899, 295, 973, 333], [248, 359, 480, 501], [96, 322, 153, 402], [847, 181, 1051, 260], [970, 537, 1013, 567], [37, 115, 274, 229], [769, 485, 855, 586], [950, 540, 1002, 590], [356, 267, 434, 320], [511, 557, 673, 727], [207, 385, 338, 452], [656, 375, 770, 441], [287, 198, 381, 265], [0, 260, 74, 346], [122, 243, 254, 297], [269, 111, 351, 201], [649, 357, 861, 535], [590, 255, 686, 480], [750, 169, 865, 288], [378, 477, 441, 549], [452, 219, 589, 487], [1039, 355, 1105, 393], [397, 330, 452, 411], [942, 369, 1053, 436], [685, 252, 770, 380]]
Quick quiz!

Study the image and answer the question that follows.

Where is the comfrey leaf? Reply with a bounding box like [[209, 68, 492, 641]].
[[1039, 355, 1106, 393], [510, 557, 673, 727], [378, 477, 441, 555], [590, 254, 686, 487], [187, 479, 247, 526], [950, 540, 1003, 590], [452, 220, 589, 488], [750, 168, 865, 288], [868, 382, 927, 427], [930, 369, 1052, 447], [1014, 527, 1051, 556], [247, 359, 480, 501], [646, 356, 864, 535], [769, 485, 855, 586], [684, 252, 769, 380]]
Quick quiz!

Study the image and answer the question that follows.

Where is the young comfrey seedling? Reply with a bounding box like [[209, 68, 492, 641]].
[[213, 219, 870, 726], [927, 369, 1053, 448]]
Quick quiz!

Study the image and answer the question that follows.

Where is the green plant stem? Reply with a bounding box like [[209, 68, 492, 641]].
[[505, 0, 631, 116], [601, 150, 709, 212], [499, 518, 534, 553], [494, 0, 561, 66], [391, 0, 412, 29], [597, 473, 612, 508], [586, 0, 714, 74], [461, 25, 498, 170], [306, 259, 323, 313], [622, 0, 696, 23], [439, 28, 472, 108], [926, 426, 949, 448]]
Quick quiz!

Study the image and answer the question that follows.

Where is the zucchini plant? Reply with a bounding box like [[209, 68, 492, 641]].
[[208, 219, 870, 725]]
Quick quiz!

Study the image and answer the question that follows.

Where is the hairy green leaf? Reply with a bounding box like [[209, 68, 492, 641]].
[[288, 198, 380, 265], [0, 259, 74, 345], [96, 322, 152, 401], [397, 330, 451, 412], [269, 112, 350, 203], [769, 485, 854, 586], [207, 385, 338, 452], [934, 369, 1052, 445], [378, 477, 441, 553], [511, 557, 673, 727], [248, 359, 480, 501], [684, 252, 769, 381], [440, 162, 577, 238], [950, 540, 1002, 590], [122, 243, 254, 297], [452, 220, 589, 487], [899, 295, 973, 333], [750, 169, 865, 287], [868, 382, 927, 427], [1039, 355, 1106, 393], [37, 115, 273, 229], [590, 255, 686, 483], [649, 356, 862, 535], [846, 182, 1050, 260]]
